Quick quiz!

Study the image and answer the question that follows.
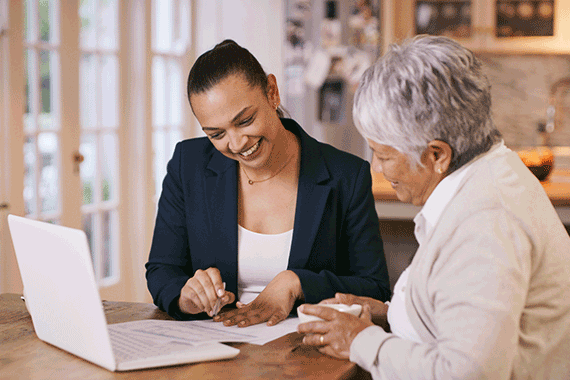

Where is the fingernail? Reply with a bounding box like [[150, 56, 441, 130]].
[[302, 337, 306, 344], [217, 289, 224, 297]]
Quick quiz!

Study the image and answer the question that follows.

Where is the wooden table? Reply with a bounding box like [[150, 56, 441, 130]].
[[0, 294, 371, 380]]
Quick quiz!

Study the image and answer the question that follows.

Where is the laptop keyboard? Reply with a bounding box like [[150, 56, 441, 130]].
[[109, 328, 194, 362]]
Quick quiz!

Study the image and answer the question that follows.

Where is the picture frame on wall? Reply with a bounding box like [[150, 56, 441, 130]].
[[496, 0, 554, 37], [414, 0, 472, 38]]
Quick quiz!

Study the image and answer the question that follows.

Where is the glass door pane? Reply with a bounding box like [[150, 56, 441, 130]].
[[79, 0, 120, 285], [23, 0, 61, 224], [151, 0, 191, 200]]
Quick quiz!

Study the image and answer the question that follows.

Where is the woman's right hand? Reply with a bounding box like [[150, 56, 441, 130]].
[[320, 293, 390, 331], [178, 267, 235, 316]]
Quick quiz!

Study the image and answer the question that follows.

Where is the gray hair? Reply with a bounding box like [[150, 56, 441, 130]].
[[353, 35, 501, 172]]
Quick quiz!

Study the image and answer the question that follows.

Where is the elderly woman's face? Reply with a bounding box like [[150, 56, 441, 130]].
[[368, 140, 442, 206]]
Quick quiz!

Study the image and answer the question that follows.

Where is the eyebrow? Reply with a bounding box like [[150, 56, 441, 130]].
[[201, 106, 253, 131]]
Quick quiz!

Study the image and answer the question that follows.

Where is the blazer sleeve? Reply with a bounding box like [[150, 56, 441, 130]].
[[145, 143, 200, 320], [291, 160, 391, 303]]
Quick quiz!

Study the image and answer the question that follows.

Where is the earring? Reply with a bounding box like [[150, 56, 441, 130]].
[[437, 168, 443, 174]]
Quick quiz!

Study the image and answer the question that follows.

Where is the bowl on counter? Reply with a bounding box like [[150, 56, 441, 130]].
[[517, 147, 554, 182]]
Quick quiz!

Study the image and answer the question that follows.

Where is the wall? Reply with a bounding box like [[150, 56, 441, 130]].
[[480, 54, 570, 167], [195, 0, 284, 94]]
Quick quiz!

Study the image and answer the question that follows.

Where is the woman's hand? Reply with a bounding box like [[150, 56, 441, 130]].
[[214, 270, 303, 327], [320, 293, 389, 330], [178, 267, 235, 316], [297, 303, 374, 359]]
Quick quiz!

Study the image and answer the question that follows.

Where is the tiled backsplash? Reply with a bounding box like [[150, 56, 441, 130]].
[[479, 54, 570, 168]]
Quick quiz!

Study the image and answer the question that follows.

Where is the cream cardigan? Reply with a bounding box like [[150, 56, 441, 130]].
[[350, 147, 570, 379]]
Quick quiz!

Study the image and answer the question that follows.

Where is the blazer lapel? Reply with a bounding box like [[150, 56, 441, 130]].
[[204, 152, 239, 295], [288, 128, 332, 269]]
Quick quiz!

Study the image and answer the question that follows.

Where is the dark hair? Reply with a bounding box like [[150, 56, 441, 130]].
[[187, 39, 285, 117]]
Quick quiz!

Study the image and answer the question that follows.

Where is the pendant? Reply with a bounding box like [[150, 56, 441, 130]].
[[248, 180, 254, 185]]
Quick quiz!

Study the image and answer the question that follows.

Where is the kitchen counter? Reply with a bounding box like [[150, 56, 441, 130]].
[[372, 169, 570, 224]]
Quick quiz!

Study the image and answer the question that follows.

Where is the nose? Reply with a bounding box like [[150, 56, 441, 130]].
[[371, 156, 383, 174], [227, 130, 247, 153]]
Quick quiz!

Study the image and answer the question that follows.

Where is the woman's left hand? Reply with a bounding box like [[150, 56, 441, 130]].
[[213, 270, 304, 327], [297, 303, 374, 359]]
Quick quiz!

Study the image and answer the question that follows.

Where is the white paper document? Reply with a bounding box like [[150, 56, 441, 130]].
[[109, 317, 300, 346]]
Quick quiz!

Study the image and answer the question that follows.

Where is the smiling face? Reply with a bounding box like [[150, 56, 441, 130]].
[[190, 73, 284, 169], [368, 139, 445, 206]]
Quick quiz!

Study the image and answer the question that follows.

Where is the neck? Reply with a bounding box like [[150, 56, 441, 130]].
[[268, 129, 298, 169]]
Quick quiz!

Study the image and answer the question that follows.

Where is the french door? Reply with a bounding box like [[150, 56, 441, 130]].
[[1, 0, 195, 302], [0, 0, 125, 300]]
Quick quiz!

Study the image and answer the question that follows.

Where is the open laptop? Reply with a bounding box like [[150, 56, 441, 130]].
[[7, 214, 239, 371]]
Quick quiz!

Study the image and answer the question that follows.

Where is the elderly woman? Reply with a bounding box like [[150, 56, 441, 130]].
[[298, 35, 570, 379]]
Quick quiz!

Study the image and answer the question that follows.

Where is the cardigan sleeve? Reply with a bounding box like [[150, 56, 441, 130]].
[[350, 209, 531, 379], [291, 161, 391, 303]]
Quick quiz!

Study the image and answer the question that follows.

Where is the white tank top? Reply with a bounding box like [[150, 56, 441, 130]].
[[237, 225, 293, 305]]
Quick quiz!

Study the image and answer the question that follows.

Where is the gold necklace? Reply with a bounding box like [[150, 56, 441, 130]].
[[240, 153, 296, 185]]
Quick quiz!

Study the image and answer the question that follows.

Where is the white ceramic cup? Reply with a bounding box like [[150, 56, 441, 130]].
[[297, 303, 362, 323]]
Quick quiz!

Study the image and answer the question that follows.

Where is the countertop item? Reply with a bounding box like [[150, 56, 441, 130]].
[[517, 147, 554, 182]]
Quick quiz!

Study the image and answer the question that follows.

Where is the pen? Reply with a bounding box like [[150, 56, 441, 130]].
[[212, 282, 225, 317]]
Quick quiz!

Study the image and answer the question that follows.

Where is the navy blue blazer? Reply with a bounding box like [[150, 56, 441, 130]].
[[146, 118, 390, 320]]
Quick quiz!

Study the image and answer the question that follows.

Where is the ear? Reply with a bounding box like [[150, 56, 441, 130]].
[[425, 140, 453, 175], [266, 74, 281, 109]]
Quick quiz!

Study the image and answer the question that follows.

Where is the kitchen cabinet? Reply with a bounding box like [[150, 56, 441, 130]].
[[386, 0, 570, 54]]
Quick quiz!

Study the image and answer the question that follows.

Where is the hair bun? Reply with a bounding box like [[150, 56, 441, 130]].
[[216, 39, 238, 49]]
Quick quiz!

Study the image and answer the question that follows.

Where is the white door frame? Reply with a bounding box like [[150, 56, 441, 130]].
[[1, 0, 25, 293]]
